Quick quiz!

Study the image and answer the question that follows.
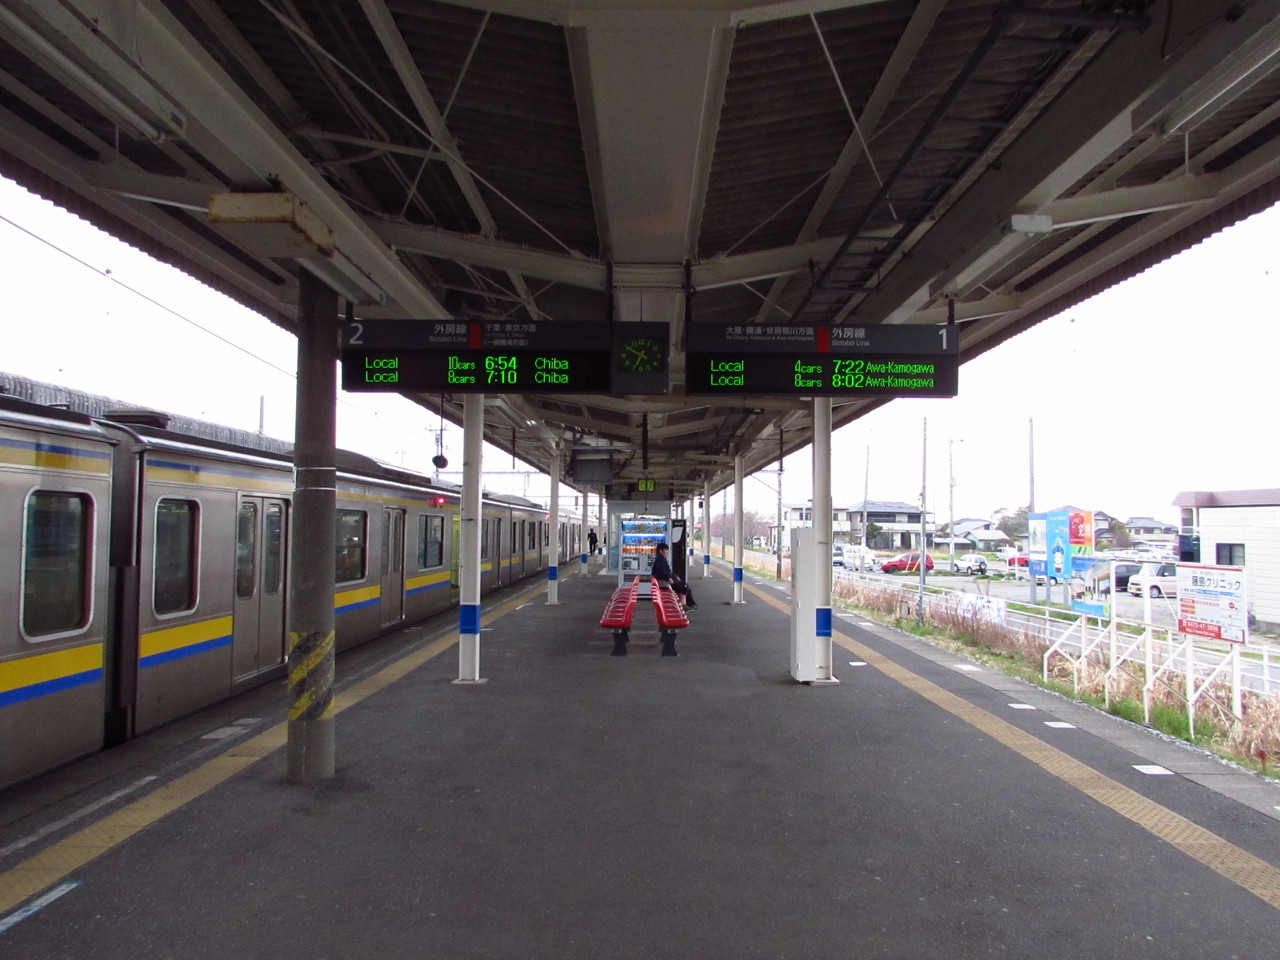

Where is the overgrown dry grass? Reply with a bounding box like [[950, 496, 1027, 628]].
[[831, 575, 1280, 778]]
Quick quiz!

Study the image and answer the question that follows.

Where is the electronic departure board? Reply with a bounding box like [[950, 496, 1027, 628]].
[[685, 353, 957, 397], [684, 322, 960, 397], [340, 319, 616, 393]]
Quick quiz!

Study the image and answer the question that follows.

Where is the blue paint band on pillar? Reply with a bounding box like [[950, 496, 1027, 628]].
[[816, 606, 833, 637], [733, 567, 744, 583], [459, 604, 481, 635], [580, 553, 588, 564], [548, 565, 559, 581], [704, 554, 710, 564]]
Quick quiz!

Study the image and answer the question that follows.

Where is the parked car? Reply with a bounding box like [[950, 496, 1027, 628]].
[[832, 545, 843, 566], [950, 552, 988, 575], [1005, 554, 1029, 567], [1084, 561, 1141, 595], [881, 552, 934, 573], [839, 543, 876, 570], [1128, 562, 1179, 598]]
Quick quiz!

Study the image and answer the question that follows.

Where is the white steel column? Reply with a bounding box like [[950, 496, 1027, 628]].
[[548, 450, 562, 604], [687, 497, 697, 572], [702, 481, 712, 578], [457, 394, 484, 682], [812, 399, 835, 681], [733, 454, 745, 603]]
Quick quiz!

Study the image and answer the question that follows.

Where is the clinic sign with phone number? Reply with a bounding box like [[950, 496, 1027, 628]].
[[1176, 564, 1248, 644]]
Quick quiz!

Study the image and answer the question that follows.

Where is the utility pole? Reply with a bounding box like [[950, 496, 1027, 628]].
[[918, 418, 927, 625], [862, 443, 870, 549]]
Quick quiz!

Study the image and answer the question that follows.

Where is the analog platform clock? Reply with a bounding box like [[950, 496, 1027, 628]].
[[610, 322, 670, 394], [618, 336, 665, 373]]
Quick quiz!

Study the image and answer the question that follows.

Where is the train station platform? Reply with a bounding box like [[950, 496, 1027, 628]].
[[2, 563, 1279, 958]]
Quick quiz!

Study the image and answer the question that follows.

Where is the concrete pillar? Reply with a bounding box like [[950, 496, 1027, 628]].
[[811, 398, 835, 681], [547, 450, 561, 604], [287, 272, 338, 783], [702, 481, 711, 578], [457, 395, 484, 682], [733, 454, 745, 603]]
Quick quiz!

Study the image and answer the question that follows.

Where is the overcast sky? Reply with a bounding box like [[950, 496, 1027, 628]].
[[3, 175, 1278, 524]]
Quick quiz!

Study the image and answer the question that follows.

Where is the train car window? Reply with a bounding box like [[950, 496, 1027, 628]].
[[527, 523, 537, 550], [336, 509, 367, 582], [264, 503, 284, 594], [235, 502, 257, 600], [480, 519, 492, 560], [511, 521, 518, 553], [417, 515, 444, 568], [22, 491, 91, 637], [155, 498, 199, 614], [543, 522, 549, 547]]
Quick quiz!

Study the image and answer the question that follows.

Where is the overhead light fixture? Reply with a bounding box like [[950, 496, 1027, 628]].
[[0, 4, 186, 141], [1133, 9, 1280, 135]]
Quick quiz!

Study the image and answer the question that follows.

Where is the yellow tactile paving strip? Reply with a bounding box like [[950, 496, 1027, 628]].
[[745, 581, 1280, 912], [0, 583, 541, 915]]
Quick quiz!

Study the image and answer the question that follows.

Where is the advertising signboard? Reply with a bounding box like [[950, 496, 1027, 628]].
[[1176, 564, 1248, 644]]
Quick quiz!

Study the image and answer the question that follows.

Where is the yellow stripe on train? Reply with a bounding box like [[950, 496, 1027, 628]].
[[0, 643, 104, 696], [139, 616, 235, 662], [0, 445, 112, 474]]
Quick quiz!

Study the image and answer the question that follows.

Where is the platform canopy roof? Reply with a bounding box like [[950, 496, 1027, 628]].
[[3, 0, 1280, 500]]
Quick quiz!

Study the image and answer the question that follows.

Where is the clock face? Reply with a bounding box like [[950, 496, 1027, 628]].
[[618, 337, 665, 373]]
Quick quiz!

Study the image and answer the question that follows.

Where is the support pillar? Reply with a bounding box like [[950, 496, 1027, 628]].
[[733, 454, 745, 603], [811, 398, 836, 682], [547, 450, 561, 604], [702, 481, 711, 578], [457, 394, 484, 682], [287, 272, 338, 783]]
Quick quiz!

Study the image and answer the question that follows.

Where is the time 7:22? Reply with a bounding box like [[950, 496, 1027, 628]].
[[832, 359, 864, 374]]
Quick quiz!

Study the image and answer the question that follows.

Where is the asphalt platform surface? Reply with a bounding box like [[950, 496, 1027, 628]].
[[1, 560, 1278, 959]]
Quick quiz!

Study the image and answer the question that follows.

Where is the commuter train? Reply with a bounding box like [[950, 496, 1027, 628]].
[[0, 393, 580, 791]]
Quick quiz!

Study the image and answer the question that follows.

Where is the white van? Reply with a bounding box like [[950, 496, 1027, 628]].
[[838, 543, 876, 570]]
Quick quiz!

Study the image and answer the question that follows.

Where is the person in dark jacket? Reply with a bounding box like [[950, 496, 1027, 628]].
[[651, 542, 696, 609]]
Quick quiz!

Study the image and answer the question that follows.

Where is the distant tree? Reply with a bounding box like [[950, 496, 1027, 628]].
[[997, 505, 1030, 540], [742, 510, 772, 544], [1109, 519, 1133, 548], [865, 521, 883, 546], [711, 512, 734, 542]]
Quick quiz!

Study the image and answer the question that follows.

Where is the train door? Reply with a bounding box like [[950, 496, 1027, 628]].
[[451, 514, 461, 599], [232, 497, 288, 681], [380, 507, 405, 626], [513, 519, 524, 580]]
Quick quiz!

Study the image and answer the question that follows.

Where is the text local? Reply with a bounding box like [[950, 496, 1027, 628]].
[[356, 353, 577, 385], [705, 358, 826, 388]]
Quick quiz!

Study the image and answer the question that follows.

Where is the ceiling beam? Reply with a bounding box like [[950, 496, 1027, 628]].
[[854, 0, 1250, 325]]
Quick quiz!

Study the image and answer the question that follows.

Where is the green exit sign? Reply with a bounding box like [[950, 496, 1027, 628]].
[[637, 478, 656, 492]]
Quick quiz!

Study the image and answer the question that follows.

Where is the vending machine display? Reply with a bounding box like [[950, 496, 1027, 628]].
[[619, 517, 669, 572]]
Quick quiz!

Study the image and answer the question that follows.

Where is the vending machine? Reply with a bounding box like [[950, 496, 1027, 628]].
[[618, 516, 668, 573]]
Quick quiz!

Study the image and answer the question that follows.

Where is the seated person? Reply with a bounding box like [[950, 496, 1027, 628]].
[[651, 542, 696, 610]]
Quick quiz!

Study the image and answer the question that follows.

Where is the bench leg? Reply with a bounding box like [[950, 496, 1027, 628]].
[[659, 629, 679, 657], [611, 628, 629, 656]]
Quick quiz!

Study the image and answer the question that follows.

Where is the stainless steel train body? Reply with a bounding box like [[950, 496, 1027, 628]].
[[1, 396, 577, 791]]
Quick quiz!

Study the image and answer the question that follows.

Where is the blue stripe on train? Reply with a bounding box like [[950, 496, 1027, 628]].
[[0, 669, 103, 707], [139, 635, 233, 670]]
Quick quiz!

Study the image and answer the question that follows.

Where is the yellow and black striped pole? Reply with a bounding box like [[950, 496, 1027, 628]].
[[288, 272, 338, 782]]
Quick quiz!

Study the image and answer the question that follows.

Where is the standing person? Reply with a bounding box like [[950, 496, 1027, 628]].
[[651, 542, 696, 609], [587, 528, 599, 554]]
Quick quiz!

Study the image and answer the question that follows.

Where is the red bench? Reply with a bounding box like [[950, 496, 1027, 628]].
[[651, 579, 689, 657], [600, 577, 642, 656]]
